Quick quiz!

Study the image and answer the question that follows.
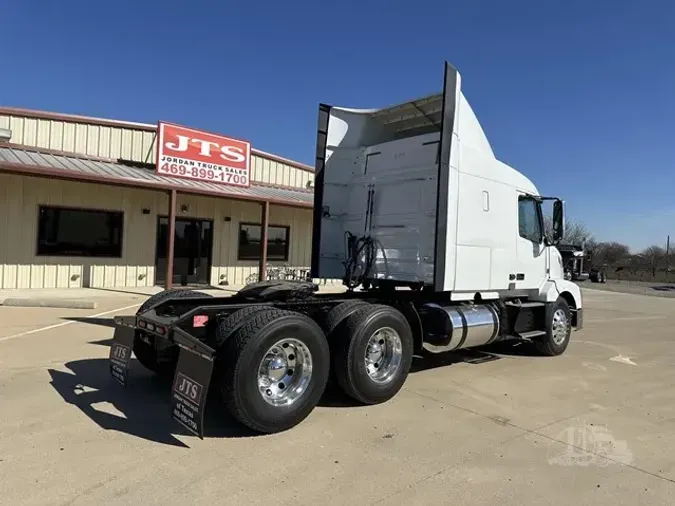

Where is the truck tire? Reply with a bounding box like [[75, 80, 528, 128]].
[[210, 305, 272, 395], [214, 305, 270, 348], [332, 304, 414, 405], [535, 297, 572, 356], [324, 299, 371, 336], [323, 300, 371, 386], [219, 309, 330, 433], [133, 289, 213, 377]]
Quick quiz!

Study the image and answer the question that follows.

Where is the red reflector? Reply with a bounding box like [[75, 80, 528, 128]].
[[193, 315, 209, 328], [156, 326, 166, 335], [138, 320, 146, 328]]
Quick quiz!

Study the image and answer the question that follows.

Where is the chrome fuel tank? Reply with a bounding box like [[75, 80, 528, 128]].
[[419, 303, 499, 353]]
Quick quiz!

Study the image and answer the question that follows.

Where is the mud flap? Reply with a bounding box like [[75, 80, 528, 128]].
[[170, 328, 216, 439], [575, 308, 583, 330], [109, 316, 137, 386]]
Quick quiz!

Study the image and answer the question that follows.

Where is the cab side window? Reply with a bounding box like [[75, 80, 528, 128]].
[[518, 197, 542, 243]]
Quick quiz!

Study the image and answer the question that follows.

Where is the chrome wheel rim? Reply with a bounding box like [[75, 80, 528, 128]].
[[257, 338, 312, 407], [551, 308, 569, 345], [364, 327, 403, 384]]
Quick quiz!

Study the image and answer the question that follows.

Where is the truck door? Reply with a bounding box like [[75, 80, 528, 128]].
[[515, 194, 548, 290]]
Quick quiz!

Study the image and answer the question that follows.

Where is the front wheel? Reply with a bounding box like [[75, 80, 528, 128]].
[[219, 309, 330, 434], [535, 297, 572, 356]]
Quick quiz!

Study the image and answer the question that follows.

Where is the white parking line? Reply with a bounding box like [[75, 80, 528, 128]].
[[584, 315, 667, 323], [0, 303, 141, 343]]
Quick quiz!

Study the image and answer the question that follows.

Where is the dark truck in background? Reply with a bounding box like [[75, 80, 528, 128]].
[[558, 244, 607, 283]]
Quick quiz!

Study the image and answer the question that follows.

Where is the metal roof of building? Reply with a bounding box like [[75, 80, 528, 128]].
[[0, 107, 315, 173], [0, 145, 314, 207]]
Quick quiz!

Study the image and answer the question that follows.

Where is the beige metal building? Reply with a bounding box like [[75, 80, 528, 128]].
[[0, 107, 320, 290]]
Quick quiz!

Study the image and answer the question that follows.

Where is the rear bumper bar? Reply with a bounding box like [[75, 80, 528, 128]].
[[172, 327, 216, 359]]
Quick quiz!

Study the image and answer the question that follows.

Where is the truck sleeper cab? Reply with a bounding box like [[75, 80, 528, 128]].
[[107, 62, 583, 437]]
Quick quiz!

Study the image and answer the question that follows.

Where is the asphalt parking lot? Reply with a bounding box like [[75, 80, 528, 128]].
[[1, 288, 675, 505]]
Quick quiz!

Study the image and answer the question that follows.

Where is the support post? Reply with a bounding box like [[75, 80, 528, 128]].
[[258, 201, 270, 282], [666, 235, 670, 276], [166, 189, 177, 290]]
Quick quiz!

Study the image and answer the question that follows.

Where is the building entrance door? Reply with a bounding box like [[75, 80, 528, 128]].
[[155, 217, 213, 286]]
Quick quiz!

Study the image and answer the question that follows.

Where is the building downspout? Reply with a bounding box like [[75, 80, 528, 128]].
[[166, 189, 177, 290], [259, 201, 270, 282]]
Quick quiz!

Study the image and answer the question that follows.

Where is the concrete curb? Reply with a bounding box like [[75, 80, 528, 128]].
[[1, 298, 98, 310]]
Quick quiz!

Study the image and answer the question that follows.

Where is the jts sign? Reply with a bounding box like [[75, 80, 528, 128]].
[[156, 122, 251, 187]]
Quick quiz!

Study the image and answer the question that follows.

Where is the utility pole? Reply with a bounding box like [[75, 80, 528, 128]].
[[666, 235, 670, 277]]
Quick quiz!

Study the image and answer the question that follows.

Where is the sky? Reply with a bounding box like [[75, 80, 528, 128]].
[[2, 0, 674, 252]]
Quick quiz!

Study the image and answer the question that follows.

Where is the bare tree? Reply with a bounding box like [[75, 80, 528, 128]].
[[591, 242, 631, 268], [637, 245, 666, 276], [543, 216, 593, 246], [641, 245, 666, 262]]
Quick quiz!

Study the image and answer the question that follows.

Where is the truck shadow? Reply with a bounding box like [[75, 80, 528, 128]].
[[64, 317, 116, 328], [320, 349, 504, 407], [48, 340, 546, 441], [47, 358, 264, 448], [409, 339, 546, 374], [319, 340, 541, 408], [320, 340, 547, 408], [410, 348, 502, 373]]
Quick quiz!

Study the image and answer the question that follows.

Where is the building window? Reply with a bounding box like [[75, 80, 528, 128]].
[[518, 196, 542, 243], [238, 223, 290, 261], [36, 205, 124, 257]]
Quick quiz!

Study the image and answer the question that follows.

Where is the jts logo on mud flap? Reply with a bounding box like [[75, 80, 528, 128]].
[[173, 373, 204, 404], [109, 340, 132, 387], [111, 344, 129, 361]]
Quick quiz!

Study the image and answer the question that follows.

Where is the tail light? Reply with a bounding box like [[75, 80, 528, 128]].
[[193, 315, 209, 328]]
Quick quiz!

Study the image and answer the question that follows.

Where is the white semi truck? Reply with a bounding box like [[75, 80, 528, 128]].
[[108, 62, 583, 437]]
